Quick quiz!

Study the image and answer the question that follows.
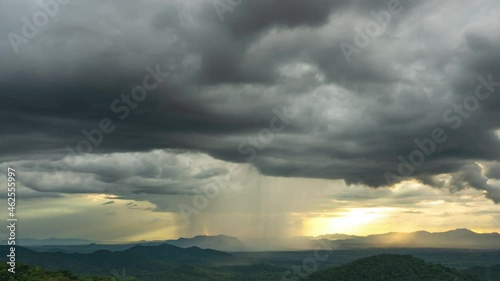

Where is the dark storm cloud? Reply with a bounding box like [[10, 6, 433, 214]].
[[212, 0, 343, 36], [487, 162, 500, 179], [0, 0, 499, 202]]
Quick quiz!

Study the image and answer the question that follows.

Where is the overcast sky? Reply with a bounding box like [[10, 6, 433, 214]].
[[1, 0, 500, 242]]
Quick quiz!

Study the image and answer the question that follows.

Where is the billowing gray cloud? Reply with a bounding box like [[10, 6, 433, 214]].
[[487, 162, 500, 179], [0, 0, 500, 203]]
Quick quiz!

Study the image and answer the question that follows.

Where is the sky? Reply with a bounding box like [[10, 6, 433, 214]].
[[0, 0, 500, 243]]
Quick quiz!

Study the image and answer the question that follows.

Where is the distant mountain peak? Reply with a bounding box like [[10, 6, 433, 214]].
[[165, 235, 247, 252], [330, 228, 500, 249], [187, 234, 238, 239], [446, 228, 476, 234]]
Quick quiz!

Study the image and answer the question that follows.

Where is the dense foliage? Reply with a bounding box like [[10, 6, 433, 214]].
[[0, 245, 286, 281], [2, 246, 497, 281], [306, 254, 485, 281], [0, 263, 136, 281], [463, 264, 500, 281]]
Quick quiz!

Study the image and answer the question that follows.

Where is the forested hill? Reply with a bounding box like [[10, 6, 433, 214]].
[[2, 249, 496, 281], [0, 263, 134, 281], [464, 264, 500, 281], [306, 254, 485, 281]]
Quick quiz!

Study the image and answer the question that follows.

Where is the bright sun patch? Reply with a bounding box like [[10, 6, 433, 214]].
[[306, 208, 394, 236]]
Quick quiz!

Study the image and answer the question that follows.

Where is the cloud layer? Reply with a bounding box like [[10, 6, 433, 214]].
[[1, 0, 500, 204]]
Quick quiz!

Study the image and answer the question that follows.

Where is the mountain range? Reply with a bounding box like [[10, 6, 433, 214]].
[[17, 229, 500, 254], [164, 235, 248, 252], [1, 237, 95, 246], [330, 229, 500, 250], [177, 229, 500, 251]]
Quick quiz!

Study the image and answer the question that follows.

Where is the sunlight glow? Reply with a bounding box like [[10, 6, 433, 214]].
[[305, 208, 394, 236], [85, 194, 115, 201]]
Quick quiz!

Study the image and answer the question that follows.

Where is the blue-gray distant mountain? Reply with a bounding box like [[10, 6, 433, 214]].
[[165, 235, 248, 252], [315, 234, 362, 240], [2, 237, 95, 246], [14, 229, 500, 253], [332, 229, 500, 249]]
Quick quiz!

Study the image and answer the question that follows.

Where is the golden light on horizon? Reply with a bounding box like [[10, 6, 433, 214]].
[[84, 194, 116, 201], [304, 207, 395, 236]]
